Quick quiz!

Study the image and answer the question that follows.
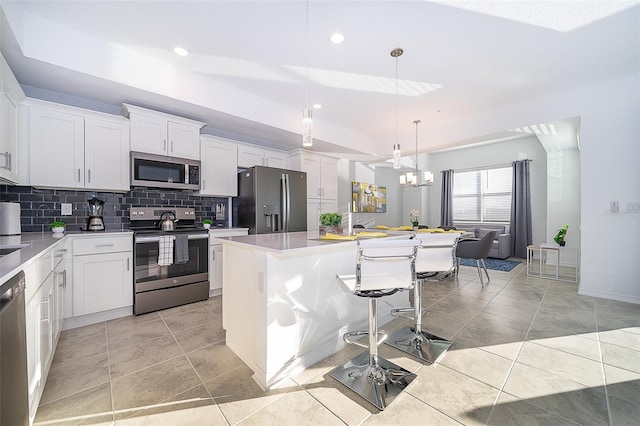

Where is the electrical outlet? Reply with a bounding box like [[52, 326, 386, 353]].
[[610, 201, 619, 214], [61, 203, 72, 215]]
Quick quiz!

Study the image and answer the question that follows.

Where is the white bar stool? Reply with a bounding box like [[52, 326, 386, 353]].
[[385, 233, 459, 363], [330, 238, 419, 411]]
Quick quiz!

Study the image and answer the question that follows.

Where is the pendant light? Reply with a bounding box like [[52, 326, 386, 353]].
[[302, 0, 313, 147], [391, 47, 403, 168], [400, 120, 433, 186]]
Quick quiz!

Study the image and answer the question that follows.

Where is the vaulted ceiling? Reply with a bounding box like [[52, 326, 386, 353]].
[[1, 1, 638, 160]]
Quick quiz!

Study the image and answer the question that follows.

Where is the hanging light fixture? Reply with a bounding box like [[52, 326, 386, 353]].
[[302, 0, 313, 147], [391, 47, 403, 168], [399, 120, 433, 186]]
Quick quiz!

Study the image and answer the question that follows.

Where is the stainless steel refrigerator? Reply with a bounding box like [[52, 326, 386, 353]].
[[236, 166, 307, 234]]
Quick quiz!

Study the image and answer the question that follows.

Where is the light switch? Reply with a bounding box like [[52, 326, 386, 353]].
[[61, 203, 72, 215]]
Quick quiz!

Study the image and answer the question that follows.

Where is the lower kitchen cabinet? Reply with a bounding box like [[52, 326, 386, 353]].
[[72, 236, 133, 316], [24, 243, 66, 423], [209, 229, 248, 295]]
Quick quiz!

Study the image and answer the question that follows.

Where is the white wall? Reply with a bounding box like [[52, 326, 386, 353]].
[[422, 73, 640, 304], [425, 136, 549, 245]]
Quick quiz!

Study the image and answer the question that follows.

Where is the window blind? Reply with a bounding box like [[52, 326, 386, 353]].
[[453, 167, 512, 222]]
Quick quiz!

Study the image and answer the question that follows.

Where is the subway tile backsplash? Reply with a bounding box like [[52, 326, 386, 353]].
[[0, 185, 229, 233]]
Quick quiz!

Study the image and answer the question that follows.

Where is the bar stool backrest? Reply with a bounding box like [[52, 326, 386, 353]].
[[415, 233, 460, 274], [355, 238, 419, 292]]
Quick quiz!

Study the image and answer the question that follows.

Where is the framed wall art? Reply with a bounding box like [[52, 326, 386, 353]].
[[352, 181, 387, 213]]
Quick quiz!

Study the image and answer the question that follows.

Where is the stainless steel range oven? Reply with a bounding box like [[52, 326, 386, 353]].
[[130, 207, 209, 315]]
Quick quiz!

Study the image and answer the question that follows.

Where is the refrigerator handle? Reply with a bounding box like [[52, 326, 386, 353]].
[[281, 173, 288, 232], [285, 173, 291, 232]]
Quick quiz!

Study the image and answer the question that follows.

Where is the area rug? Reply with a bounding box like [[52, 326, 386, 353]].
[[459, 258, 521, 272]]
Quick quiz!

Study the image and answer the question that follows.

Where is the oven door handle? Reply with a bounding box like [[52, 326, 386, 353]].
[[135, 233, 209, 243]]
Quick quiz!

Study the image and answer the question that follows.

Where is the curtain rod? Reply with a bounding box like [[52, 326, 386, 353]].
[[449, 159, 532, 174]]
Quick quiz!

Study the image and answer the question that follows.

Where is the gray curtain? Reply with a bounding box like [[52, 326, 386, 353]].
[[510, 160, 532, 258], [440, 169, 454, 227]]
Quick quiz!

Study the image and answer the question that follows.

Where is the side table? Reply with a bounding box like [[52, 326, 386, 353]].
[[527, 244, 579, 282]]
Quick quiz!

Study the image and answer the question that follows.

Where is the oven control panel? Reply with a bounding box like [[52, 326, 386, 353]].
[[130, 207, 196, 221]]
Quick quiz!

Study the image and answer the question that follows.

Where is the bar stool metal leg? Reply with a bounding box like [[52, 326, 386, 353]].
[[330, 297, 417, 411], [385, 279, 453, 363]]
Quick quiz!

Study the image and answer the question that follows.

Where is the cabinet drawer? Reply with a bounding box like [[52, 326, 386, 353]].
[[73, 236, 132, 255]]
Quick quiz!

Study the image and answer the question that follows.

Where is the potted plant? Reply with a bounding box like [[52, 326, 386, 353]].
[[553, 223, 569, 246], [50, 220, 66, 234], [409, 209, 420, 229], [319, 212, 343, 236], [202, 218, 213, 229]]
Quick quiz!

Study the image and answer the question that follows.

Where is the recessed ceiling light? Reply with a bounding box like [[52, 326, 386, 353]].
[[174, 47, 189, 57], [329, 33, 344, 44], [312, 104, 322, 109]]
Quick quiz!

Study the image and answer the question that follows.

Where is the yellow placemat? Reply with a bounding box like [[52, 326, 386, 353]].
[[390, 226, 414, 231], [417, 228, 444, 233], [320, 233, 357, 241], [356, 231, 388, 238], [376, 225, 390, 230]]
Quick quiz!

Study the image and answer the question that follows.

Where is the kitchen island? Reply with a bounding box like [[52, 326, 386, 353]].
[[213, 231, 409, 390]]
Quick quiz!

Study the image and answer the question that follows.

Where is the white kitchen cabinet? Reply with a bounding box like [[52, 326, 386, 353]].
[[0, 92, 18, 183], [84, 115, 130, 191], [123, 103, 205, 160], [237, 143, 288, 169], [290, 150, 338, 232], [0, 53, 24, 184], [200, 135, 238, 196], [28, 100, 130, 191], [306, 199, 338, 233], [72, 235, 133, 316], [53, 243, 69, 336], [23, 242, 65, 423], [209, 229, 248, 295]]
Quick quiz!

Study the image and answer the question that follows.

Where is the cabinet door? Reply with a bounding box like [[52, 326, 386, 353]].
[[30, 107, 84, 188], [306, 199, 321, 233], [130, 113, 167, 156], [39, 276, 54, 375], [209, 244, 223, 292], [321, 199, 337, 215], [200, 137, 238, 196], [264, 150, 287, 169], [25, 289, 42, 417], [73, 252, 133, 316], [0, 91, 18, 183], [168, 121, 200, 160], [85, 116, 130, 191], [320, 156, 338, 200], [301, 154, 322, 199], [237, 145, 264, 168], [53, 259, 67, 338]]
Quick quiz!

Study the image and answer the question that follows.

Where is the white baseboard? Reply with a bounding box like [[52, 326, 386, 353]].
[[578, 289, 640, 305], [62, 306, 132, 330]]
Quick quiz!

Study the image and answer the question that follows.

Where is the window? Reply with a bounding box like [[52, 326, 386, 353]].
[[453, 167, 512, 222]]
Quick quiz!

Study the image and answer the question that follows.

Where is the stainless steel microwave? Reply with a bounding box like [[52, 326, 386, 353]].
[[131, 151, 200, 190]]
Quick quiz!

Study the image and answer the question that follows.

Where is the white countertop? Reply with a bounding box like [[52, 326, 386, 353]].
[[0, 231, 133, 284], [212, 231, 354, 252]]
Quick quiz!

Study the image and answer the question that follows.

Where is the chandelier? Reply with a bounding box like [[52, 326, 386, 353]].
[[399, 120, 433, 186]]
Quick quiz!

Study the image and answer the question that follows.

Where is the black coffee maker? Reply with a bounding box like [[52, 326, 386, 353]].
[[86, 197, 105, 231]]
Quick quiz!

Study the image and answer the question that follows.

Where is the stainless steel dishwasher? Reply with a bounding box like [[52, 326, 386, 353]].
[[1, 270, 29, 426]]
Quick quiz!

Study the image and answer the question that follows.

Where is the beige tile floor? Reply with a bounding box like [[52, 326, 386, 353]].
[[35, 262, 640, 425]]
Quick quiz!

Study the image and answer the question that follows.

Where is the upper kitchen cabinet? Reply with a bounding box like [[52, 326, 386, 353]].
[[200, 135, 238, 197], [0, 53, 25, 184], [122, 103, 205, 160], [289, 150, 338, 200], [289, 150, 338, 232], [237, 143, 288, 169], [28, 99, 130, 191]]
